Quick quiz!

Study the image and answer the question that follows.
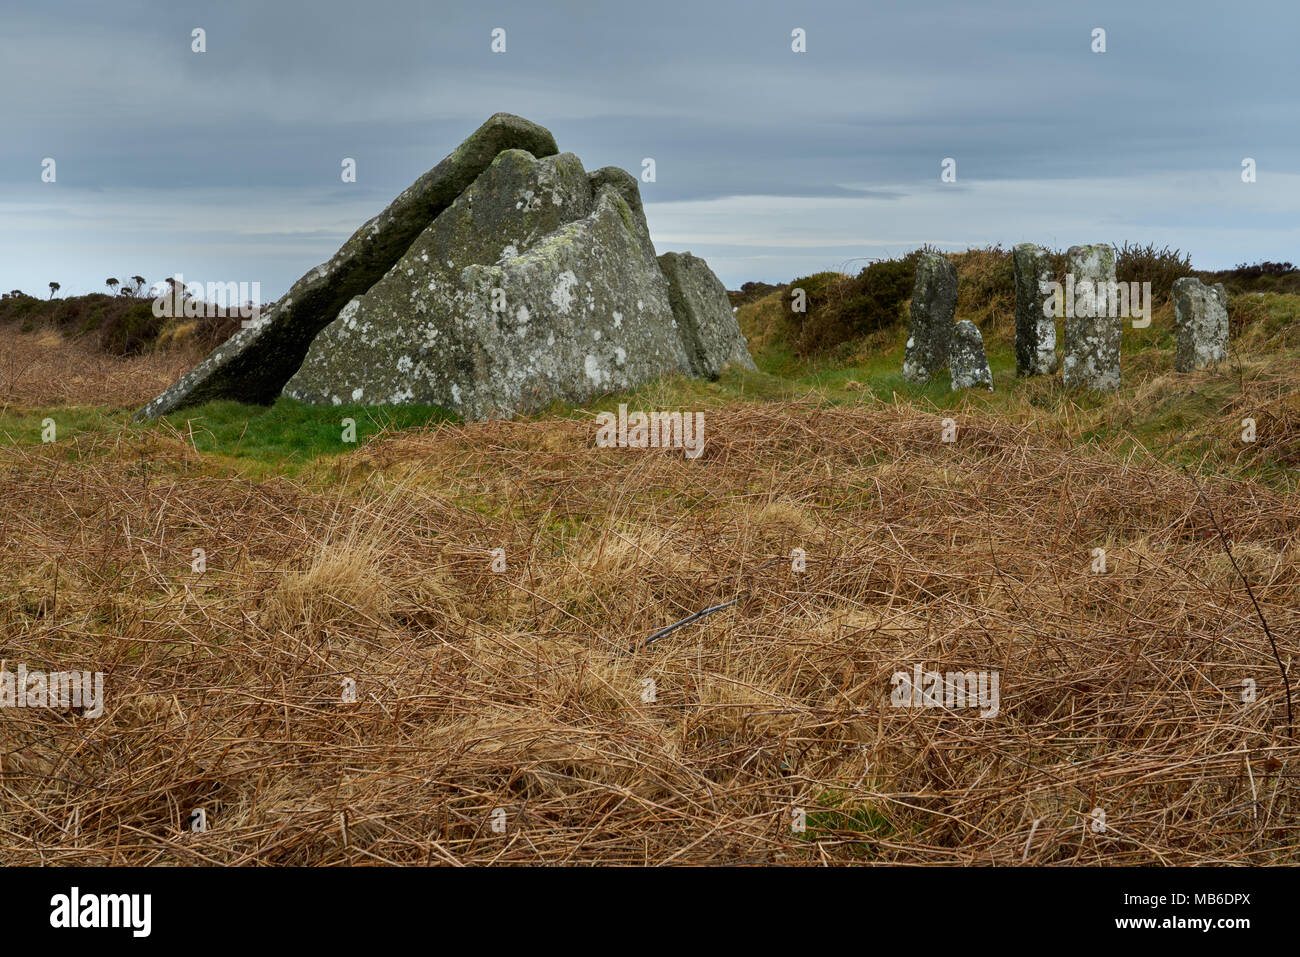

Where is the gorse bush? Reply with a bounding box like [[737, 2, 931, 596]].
[[726, 281, 781, 309], [1215, 260, 1300, 295], [1232, 260, 1295, 278], [840, 253, 921, 335], [0, 292, 243, 357], [948, 245, 1016, 335], [785, 252, 921, 357], [98, 300, 166, 355], [1114, 242, 1192, 306]]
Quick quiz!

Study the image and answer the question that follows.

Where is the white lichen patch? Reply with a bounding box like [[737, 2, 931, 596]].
[[551, 271, 578, 314], [340, 298, 362, 330], [584, 354, 606, 385], [612, 311, 623, 328], [351, 387, 364, 402]]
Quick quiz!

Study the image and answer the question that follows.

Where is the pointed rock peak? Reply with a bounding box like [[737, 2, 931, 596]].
[[135, 114, 559, 420]]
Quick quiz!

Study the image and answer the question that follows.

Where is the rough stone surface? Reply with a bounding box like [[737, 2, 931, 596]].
[[1172, 277, 1229, 372], [1013, 243, 1057, 376], [1062, 244, 1121, 391], [901, 252, 958, 383], [135, 113, 560, 420], [139, 114, 754, 422], [950, 320, 993, 391], [657, 251, 757, 379], [283, 149, 694, 420]]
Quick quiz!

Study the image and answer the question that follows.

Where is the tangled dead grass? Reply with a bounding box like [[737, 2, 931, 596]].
[[0, 402, 1295, 864], [0, 323, 196, 410]]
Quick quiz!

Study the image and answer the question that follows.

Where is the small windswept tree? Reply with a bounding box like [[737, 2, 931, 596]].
[[131, 275, 147, 297], [48, 282, 60, 299], [106, 277, 119, 294]]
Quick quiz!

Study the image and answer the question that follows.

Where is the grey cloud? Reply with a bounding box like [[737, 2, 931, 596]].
[[2, 0, 1296, 294]]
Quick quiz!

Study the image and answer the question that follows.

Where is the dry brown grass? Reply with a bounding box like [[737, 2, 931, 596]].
[[0, 323, 196, 410], [0, 401, 1295, 864]]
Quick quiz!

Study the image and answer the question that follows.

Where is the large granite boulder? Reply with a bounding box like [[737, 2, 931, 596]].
[[285, 155, 692, 419], [1172, 277, 1229, 372], [136, 113, 559, 420], [657, 251, 757, 379], [901, 252, 958, 384], [137, 115, 754, 422]]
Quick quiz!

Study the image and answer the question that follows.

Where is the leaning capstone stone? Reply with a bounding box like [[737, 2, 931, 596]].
[[657, 251, 757, 379], [284, 152, 695, 420], [1172, 277, 1229, 372], [1013, 243, 1057, 376], [141, 114, 753, 422], [950, 320, 993, 391], [283, 147, 598, 413], [901, 252, 958, 383], [1061, 243, 1121, 391], [135, 113, 559, 420]]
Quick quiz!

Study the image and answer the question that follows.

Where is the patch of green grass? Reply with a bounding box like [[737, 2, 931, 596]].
[[0, 406, 129, 446], [801, 790, 893, 858], [0, 396, 456, 476], [160, 397, 455, 472]]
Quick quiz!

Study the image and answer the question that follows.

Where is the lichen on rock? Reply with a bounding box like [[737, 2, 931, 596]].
[[135, 113, 559, 420], [902, 252, 958, 384], [139, 114, 754, 423], [1172, 277, 1229, 372], [657, 251, 756, 379], [1013, 243, 1057, 376], [1062, 244, 1121, 392], [950, 320, 993, 391]]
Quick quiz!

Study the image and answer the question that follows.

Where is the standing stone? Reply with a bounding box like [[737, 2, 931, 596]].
[[1062, 244, 1121, 391], [135, 113, 560, 420], [1172, 277, 1229, 372], [1013, 243, 1056, 376], [901, 252, 958, 384], [657, 251, 757, 379], [950, 320, 993, 391]]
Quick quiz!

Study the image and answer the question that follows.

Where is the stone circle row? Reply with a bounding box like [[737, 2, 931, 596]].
[[902, 244, 1230, 392]]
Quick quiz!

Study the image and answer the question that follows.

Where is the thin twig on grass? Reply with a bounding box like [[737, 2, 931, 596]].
[[1185, 468, 1293, 735]]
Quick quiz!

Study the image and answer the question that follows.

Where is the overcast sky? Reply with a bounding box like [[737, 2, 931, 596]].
[[2, 0, 1297, 297]]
